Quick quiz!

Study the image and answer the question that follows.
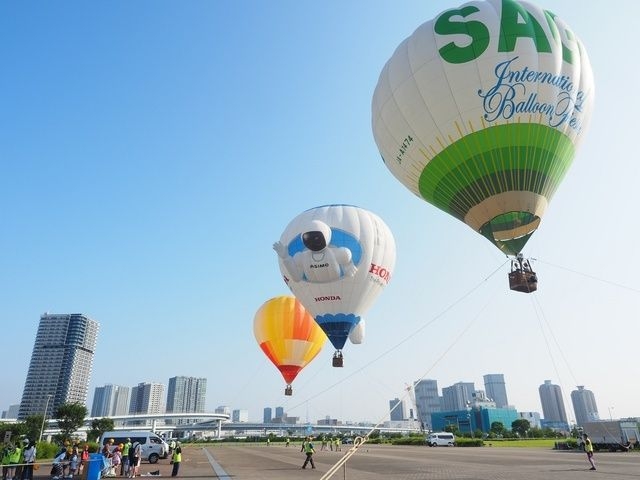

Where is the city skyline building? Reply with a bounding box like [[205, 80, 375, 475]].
[[389, 398, 404, 421], [166, 376, 207, 424], [483, 374, 509, 408], [538, 380, 568, 424], [2, 405, 20, 419], [413, 379, 441, 431], [263, 407, 272, 423], [232, 409, 248, 422], [19, 313, 99, 419], [519, 411, 542, 429], [130, 382, 166, 426], [215, 405, 231, 416], [275, 406, 284, 420], [571, 385, 599, 426], [91, 384, 130, 417], [442, 382, 475, 411]]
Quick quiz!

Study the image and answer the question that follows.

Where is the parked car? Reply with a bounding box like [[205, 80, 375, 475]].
[[426, 432, 455, 447]]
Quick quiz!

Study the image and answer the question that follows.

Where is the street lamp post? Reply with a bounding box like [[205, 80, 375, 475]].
[[38, 395, 53, 443], [608, 406, 615, 421]]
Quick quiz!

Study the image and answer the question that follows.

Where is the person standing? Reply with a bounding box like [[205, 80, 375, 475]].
[[582, 433, 596, 470], [128, 441, 141, 478], [79, 445, 89, 476], [68, 447, 79, 478], [301, 437, 315, 470], [121, 439, 131, 477], [7, 442, 22, 480], [170, 442, 182, 477], [21, 440, 36, 480]]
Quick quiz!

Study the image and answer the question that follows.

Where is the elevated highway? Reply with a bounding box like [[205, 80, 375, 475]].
[[34, 413, 419, 439]]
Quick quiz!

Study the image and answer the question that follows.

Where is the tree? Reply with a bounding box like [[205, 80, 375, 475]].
[[511, 419, 531, 437], [87, 418, 115, 443], [490, 421, 505, 436], [0, 422, 25, 443], [444, 424, 460, 435], [55, 403, 87, 442], [528, 427, 544, 438], [23, 415, 44, 443]]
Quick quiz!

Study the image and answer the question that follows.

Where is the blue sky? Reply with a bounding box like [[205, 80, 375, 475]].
[[1, 0, 638, 425]]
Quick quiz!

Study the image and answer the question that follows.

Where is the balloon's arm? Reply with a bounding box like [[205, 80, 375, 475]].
[[338, 247, 357, 277], [273, 241, 302, 282], [273, 241, 288, 258]]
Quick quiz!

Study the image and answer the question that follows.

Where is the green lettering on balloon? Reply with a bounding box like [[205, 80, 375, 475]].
[[435, 6, 489, 64]]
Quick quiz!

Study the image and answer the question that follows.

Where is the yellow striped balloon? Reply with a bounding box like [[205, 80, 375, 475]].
[[253, 296, 327, 394]]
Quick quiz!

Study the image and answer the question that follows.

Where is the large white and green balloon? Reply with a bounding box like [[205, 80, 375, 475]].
[[274, 205, 396, 359], [372, 0, 594, 255]]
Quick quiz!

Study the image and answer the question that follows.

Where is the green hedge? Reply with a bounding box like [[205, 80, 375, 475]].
[[389, 437, 425, 446], [454, 438, 484, 447]]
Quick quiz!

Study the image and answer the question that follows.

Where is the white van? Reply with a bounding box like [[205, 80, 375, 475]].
[[426, 432, 455, 447], [100, 431, 169, 464]]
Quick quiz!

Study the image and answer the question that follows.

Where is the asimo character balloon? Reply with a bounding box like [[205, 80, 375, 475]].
[[372, 0, 594, 291], [274, 205, 396, 366], [253, 296, 327, 396]]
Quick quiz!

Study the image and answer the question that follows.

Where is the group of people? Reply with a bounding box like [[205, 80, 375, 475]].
[[0, 435, 183, 480], [51, 443, 86, 480], [101, 438, 181, 478], [1, 438, 37, 480], [297, 433, 597, 473], [319, 436, 342, 452], [299, 435, 350, 470], [101, 438, 142, 478]]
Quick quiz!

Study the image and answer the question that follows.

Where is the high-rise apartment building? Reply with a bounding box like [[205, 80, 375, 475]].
[[538, 380, 568, 423], [166, 376, 206, 424], [389, 398, 405, 421], [571, 385, 599, 426], [263, 407, 272, 423], [483, 374, 509, 408], [130, 383, 165, 415], [19, 313, 99, 419], [91, 384, 130, 417], [166, 377, 206, 413], [413, 379, 440, 431], [275, 406, 284, 420]]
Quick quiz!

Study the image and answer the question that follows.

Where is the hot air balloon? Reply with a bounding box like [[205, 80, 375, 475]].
[[372, 0, 594, 293], [253, 296, 327, 396], [273, 204, 396, 366]]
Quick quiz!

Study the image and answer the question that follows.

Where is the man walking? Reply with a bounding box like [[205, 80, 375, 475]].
[[582, 433, 596, 470], [301, 437, 316, 469]]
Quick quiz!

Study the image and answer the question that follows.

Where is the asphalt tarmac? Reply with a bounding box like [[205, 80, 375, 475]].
[[129, 443, 640, 480]]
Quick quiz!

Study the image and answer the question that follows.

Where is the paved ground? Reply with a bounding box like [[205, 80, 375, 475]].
[[154, 443, 640, 479], [33, 444, 640, 479]]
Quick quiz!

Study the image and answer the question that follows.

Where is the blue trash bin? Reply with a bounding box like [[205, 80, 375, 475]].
[[86, 453, 104, 480]]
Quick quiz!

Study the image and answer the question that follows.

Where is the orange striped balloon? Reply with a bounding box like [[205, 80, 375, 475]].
[[253, 296, 327, 394]]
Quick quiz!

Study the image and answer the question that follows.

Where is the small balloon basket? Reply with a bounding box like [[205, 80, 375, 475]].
[[332, 350, 344, 368], [508, 254, 538, 293]]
